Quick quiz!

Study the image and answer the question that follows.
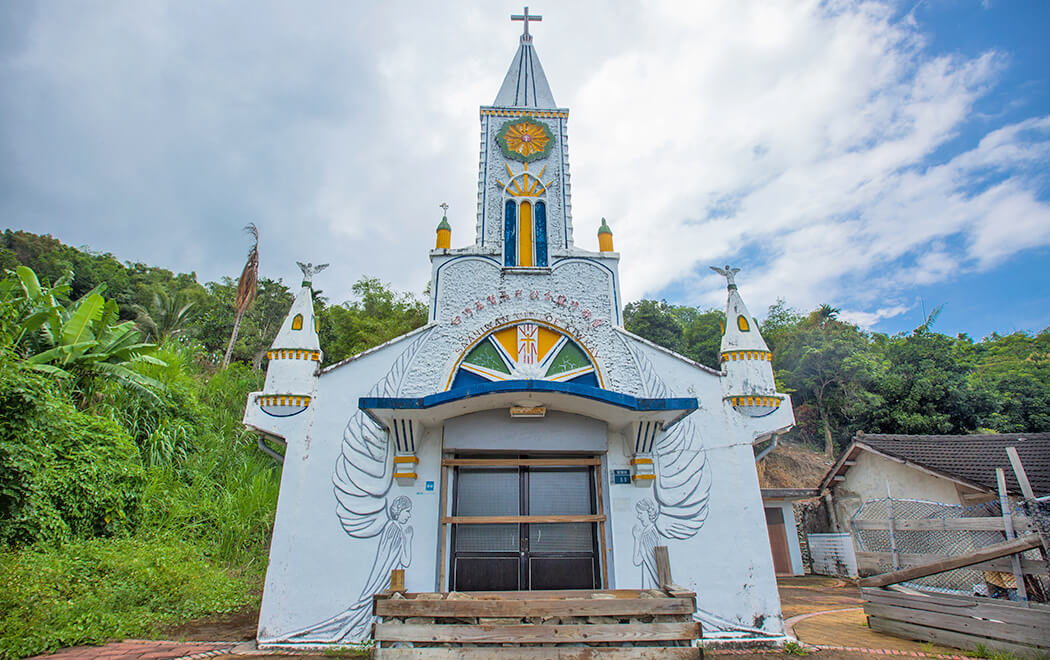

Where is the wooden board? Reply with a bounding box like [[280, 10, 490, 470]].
[[852, 517, 1033, 532], [377, 589, 685, 600], [442, 514, 606, 524], [863, 602, 1049, 647], [376, 597, 695, 618], [374, 622, 701, 643], [858, 534, 1042, 587], [376, 648, 700, 659], [856, 551, 1049, 575], [861, 588, 1050, 629], [442, 458, 601, 467], [867, 616, 1046, 657]]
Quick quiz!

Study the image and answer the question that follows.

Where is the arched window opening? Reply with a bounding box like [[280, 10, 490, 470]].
[[292, 314, 304, 331], [535, 201, 548, 267], [737, 315, 750, 332], [519, 201, 534, 267], [504, 200, 517, 267]]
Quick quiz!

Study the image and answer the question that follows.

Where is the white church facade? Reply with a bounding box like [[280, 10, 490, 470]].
[[243, 13, 795, 647]]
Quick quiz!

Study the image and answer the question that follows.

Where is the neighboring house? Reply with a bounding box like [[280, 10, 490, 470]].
[[820, 432, 1050, 531], [761, 488, 819, 576]]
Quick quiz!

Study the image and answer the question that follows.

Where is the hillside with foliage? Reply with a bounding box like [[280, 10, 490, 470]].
[[625, 299, 1050, 458], [2, 228, 1047, 658], [0, 230, 428, 659]]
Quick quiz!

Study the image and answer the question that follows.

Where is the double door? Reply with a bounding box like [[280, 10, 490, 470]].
[[450, 463, 600, 591]]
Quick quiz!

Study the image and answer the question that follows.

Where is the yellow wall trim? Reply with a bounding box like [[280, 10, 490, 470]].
[[720, 350, 772, 362], [267, 349, 322, 362], [258, 394, 312, 407]]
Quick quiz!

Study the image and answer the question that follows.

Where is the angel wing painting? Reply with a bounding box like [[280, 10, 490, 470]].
[[630, 345, 712, 587], [283, 331, 429, 643]]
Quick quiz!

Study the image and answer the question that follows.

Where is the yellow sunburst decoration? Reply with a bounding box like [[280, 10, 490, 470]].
[[496, 118, 554, 163]]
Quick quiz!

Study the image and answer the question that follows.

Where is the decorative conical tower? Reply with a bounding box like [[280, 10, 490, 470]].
[[256, 262, 327, 417], [712, 265, 782, 417], [474, 6, 574, 263]]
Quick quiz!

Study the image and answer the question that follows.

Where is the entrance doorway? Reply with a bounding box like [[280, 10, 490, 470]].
[[449, 461, 601, 591]]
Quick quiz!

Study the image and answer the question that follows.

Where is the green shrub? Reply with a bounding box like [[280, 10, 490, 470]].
[[0, 353, 144, 545], [0, 535, 250, 660]]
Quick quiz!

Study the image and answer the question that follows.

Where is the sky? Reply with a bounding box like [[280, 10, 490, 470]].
[[2, 0, 1048, 339]]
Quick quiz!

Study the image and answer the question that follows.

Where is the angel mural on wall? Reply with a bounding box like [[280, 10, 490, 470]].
[[633, 499, 661, 587], [629, 345, 713, 582], [284, 332, 430, 643]]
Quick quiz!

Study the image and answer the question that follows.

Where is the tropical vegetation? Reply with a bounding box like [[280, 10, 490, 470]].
[[1, 227, 1047, 659]]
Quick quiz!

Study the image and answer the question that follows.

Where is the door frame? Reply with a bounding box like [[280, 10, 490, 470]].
[[439, 456, 608, 591]]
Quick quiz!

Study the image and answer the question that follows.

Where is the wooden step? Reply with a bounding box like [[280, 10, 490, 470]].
[[376, 597, 695, 618], [375, 622, 700, 644], [376, 648, 701, 659]]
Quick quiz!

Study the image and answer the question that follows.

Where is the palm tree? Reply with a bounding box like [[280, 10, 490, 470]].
[[132, 290, 197, 342], [221, 223, 259, 368]]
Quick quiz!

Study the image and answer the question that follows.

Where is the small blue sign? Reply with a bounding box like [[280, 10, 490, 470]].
[[425, 481, 435, 492], [612, 469, 631, 485]]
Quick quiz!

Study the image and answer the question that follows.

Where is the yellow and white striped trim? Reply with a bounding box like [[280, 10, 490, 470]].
[[393, 472, 418, 480], [630, 457, 653, 466], [632, 473, 656, 481], [480, 109, 568, 119], [393, 456, 418, 465], [720, 350, 772, 362], [267, 349, 321, 362], [727, 396, 782, 408], [257, 394, 312, 407]]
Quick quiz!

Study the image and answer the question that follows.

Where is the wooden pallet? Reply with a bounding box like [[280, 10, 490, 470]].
[[372, 589, 702, 659], [861, 587, 1050, 658]]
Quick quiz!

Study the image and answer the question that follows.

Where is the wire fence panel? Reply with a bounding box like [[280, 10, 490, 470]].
[[851, 498, 1047, 599]]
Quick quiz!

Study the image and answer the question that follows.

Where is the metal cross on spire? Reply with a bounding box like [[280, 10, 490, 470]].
[[511, 7, 542, 43], [439, 202, 449, 214]]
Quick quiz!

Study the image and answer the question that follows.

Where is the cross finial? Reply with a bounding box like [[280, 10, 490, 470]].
[[511, 7, 542, 43], [439, 202, 449, 215]]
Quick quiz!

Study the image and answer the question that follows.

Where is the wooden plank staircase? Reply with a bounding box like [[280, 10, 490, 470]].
[[372, 588, 702, 659]]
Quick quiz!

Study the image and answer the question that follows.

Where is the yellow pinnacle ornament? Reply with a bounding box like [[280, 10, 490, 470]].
[[435, 203, 451, 249], [598, 217, 614, 252]]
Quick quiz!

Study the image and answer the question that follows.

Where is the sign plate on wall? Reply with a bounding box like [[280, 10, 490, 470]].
[[612, 469, 631, 485]]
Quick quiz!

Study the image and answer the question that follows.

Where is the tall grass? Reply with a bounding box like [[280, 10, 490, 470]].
[[0, 340, 278, 659]]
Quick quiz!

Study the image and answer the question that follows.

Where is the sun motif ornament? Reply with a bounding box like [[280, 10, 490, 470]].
[[496, 118, 554, 163]]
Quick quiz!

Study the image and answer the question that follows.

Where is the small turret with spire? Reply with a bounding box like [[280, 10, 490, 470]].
[[255, 262, 327, 418], [711, 265, 782, 417]]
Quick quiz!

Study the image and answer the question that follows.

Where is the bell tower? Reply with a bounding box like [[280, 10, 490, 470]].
[[476, 7, 573, 265]]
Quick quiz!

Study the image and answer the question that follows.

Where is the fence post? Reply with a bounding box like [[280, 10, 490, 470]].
[[886, 482, 900, 571], [996, 467, 1028, 603]]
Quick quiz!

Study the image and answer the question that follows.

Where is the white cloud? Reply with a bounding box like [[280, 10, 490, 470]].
[[1, 0, 1047, 319]]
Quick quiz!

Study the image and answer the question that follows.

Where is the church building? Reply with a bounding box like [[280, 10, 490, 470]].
[[243, 11, 795, 647]]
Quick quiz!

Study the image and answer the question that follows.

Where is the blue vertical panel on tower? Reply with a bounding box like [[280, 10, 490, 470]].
[[504, 200, 517, 267], [535, 201, 548, 267]]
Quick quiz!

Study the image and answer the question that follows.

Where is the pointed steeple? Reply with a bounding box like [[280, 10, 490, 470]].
[[711, 266, 781, 417], [713, 265, 770, 355], [494, 8, 556, 108]]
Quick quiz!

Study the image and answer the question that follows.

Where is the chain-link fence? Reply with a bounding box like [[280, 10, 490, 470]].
[[851, 497, 1048, 599]]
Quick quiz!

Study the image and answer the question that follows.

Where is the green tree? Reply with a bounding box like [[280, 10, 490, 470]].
[[132, 290, 197, 342], [623, 300, 684, 353], [318, 277, 427, 364], [773, 305, 874, 458]]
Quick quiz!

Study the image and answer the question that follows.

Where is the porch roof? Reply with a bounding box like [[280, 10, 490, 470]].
[[359, 380, 697, 432]]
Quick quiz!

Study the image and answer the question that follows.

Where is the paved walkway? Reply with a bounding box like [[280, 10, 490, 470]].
[[28, 641, 236, 660]]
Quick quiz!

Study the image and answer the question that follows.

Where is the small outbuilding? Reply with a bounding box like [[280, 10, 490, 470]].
[[820, 432, 1050, 532]]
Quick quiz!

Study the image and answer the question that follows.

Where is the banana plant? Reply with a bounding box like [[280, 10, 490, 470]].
[[5, 266, 167, 398]]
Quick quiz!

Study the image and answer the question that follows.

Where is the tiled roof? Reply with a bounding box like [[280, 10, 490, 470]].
[[822, 432, 1050, 497]]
